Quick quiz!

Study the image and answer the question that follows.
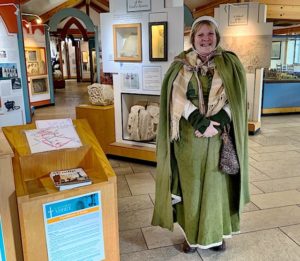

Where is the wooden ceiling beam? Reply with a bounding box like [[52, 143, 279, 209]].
[[74, 1, 86, 9], [267, 5, 300, 20], [86, 0, 90, 16], [239, 1, 300, 20], [90, 2, 106, 13], [39, 0, 83, 23], [250, 0, 300, 6], [273, 25, 300, 35], [92, 0, 109, 8]]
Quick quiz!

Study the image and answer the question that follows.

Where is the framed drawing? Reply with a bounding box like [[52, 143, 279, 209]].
[[30, 76, 49, 95], [27, 50, 37, 62], [25, 47, 47, 76], [127, 0, 151, 12], [113, 23, 142, 62], [26, 62, 39, 75], [228, 4, 249, 26], [82, 51, 89, 63], [149, 22, 168, 62], [271, 41, 281, 60]]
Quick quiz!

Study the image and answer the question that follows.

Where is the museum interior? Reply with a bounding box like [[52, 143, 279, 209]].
[[0, 0, 300, 260]]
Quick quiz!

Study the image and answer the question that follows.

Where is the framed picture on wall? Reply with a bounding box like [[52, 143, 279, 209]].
[[127, 0, 151, 12], [228, 4, 249, 26], [113, 23, 142, 62], [271, 41, 281, 60], [27, 50, 37, 62], [30, 76, 49, 95], [26, 62, 39, 75], [82, 51, 89, 63], [149, 22, 168, 62], [25, 47, 47, 76]]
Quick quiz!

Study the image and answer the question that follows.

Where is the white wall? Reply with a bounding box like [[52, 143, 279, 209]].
[[101, 0, 184, 145], [0, 17, 26, 126], [215, 2, 273, 123], [23, 26, 51, 103]]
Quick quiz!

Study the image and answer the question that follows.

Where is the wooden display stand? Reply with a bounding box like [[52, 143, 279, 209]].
[[76, 104, 115, 154], [0, 129, 23, 261], [2, 120, 119, 261], [107, 142, 156, 162], [76, 104, 156, 162], [248, 121, 261, 135]]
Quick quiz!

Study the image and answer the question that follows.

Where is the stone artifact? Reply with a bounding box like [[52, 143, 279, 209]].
[[87, 83, 114, 105], [127, 102, 159, 141]]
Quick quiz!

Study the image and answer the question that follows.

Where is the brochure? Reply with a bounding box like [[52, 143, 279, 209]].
[[50, 168, 92, 191]]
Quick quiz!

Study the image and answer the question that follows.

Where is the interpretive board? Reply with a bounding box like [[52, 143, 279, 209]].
[[43, 191, 105, 261]]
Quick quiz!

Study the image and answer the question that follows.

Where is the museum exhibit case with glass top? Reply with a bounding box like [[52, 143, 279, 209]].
[[263, 35, 300, 114], [2, 119, 119, 261]]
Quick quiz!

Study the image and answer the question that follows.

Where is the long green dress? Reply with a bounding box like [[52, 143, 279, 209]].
[[173, 73, 240, 248], [151, 48, 249, 249]]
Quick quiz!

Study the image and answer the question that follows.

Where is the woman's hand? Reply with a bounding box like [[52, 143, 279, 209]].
[[195, 120, 219, 138]]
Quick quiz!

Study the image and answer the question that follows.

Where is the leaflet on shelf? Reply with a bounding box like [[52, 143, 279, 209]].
[[50, 168, 92, 191]]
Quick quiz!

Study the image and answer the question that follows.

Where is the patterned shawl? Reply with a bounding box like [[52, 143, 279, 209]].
[[170, 50, 227, 140]]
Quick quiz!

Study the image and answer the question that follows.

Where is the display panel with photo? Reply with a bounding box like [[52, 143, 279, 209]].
[[149, 22, 168, 61], [25, 47, 47, 76], [0, 50, 7, 58], [122, 73, 139, 89], [113, 23, 142, 62], [0, 63, 18, 79], [11, 77, 22, 90], [30, 76, 49, 95]]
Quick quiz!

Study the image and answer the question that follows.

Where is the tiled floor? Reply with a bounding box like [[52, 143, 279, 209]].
[[33, 81, 300, 260]]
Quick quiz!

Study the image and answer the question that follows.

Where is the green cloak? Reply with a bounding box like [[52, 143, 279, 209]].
[[152, 48, 250, 240]]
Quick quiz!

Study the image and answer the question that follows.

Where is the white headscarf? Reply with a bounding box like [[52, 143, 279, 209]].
[[190, 16, 220, 58]]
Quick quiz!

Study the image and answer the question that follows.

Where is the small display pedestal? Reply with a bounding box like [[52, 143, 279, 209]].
[[76, 104, 115, 154], [3, 119, 120, 261]]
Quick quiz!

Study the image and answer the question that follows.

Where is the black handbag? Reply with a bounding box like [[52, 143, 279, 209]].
[[219, 125, 240, 175]]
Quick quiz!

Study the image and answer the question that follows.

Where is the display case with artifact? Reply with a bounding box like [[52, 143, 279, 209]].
[[100, 0, 184, 161], [25, 47, 47, 76], [121, 93, 159, 142]]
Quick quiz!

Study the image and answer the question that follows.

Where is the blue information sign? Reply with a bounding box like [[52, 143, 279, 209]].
[[43, 191, 105, 261], [0, 218, 6, 261]]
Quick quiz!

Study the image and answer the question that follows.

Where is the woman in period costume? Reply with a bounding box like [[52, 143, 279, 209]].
[[151, 16, 249, 252]]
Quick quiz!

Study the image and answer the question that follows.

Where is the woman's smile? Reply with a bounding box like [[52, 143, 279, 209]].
[[194, 24, 217, 55]]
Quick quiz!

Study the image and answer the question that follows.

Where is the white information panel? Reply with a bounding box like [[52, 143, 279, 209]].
[[43, 191, 105, 261]]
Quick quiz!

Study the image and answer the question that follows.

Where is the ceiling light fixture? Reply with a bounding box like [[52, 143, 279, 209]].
[[22, 13, 42, 24], [22, 19, 30, 28]]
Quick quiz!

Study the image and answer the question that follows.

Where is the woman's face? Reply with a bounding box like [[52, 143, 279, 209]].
[[193, 24, 217, 55]]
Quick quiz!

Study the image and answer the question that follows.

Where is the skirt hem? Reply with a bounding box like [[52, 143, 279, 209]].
[[177, 223, 240, 249]]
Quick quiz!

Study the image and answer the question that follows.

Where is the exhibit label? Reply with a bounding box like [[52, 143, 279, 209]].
[[43, 191, 105, 261]]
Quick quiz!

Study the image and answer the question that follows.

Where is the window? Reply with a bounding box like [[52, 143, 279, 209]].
[[294, 39, 300, 64], [286, 38, 300, 65]]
